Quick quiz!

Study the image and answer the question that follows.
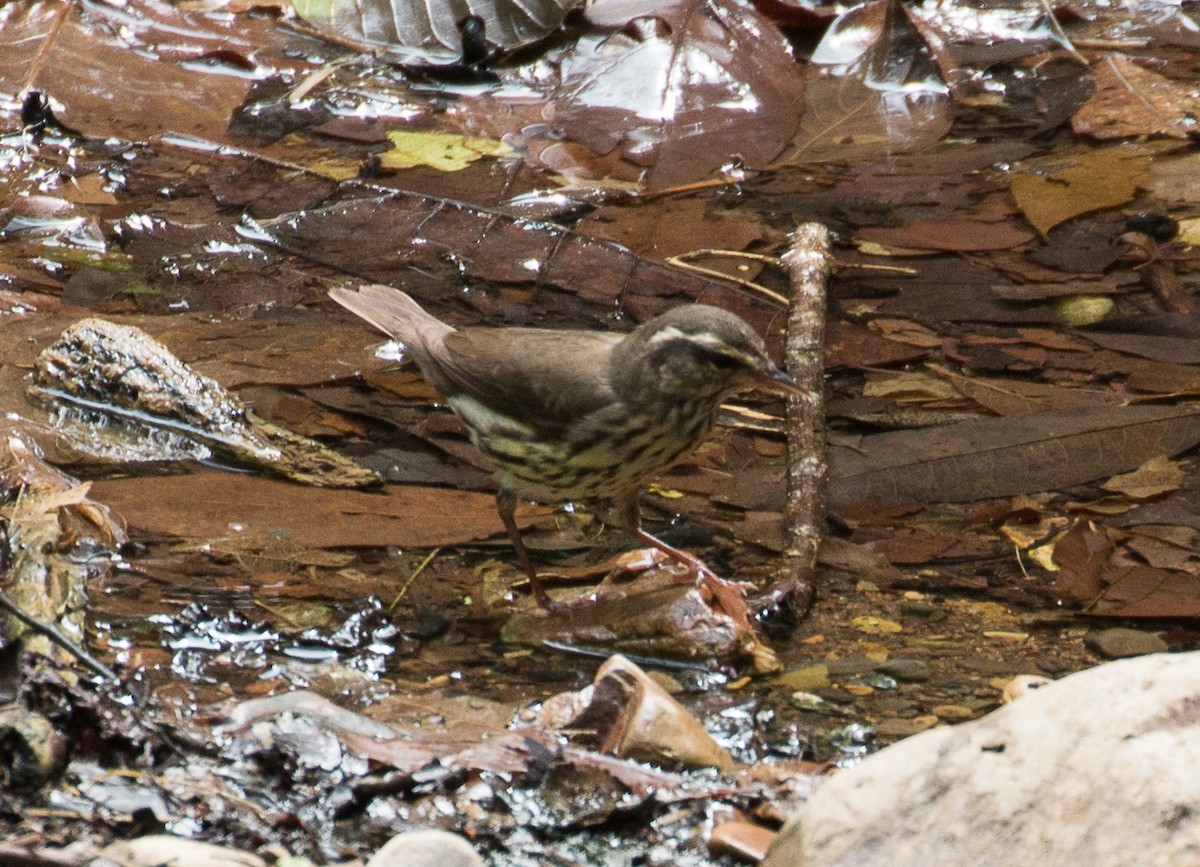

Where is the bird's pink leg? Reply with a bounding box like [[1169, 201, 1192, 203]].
[[498, 490, 599, 613], [630, 527, 756, 631], [497, 490, 564, 612]]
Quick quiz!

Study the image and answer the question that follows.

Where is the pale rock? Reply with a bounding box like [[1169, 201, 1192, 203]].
[[98, 836, 265, 867], [765, 652, 1200, 867], [366, 829, 483, 867]]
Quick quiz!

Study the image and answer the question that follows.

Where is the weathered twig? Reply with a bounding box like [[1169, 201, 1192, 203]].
[[756, 224, 831, 617], [0, 589, 117, 682]]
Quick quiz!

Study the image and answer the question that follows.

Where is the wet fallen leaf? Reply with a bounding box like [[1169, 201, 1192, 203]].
[[1072, 55, 1198, 141], [553, 0, 806, 191], [90, 470, 550, 549], [2, 0, 288, 144], [252, 191, 787, 339], [785, 0, 951, 163], [831, 405, 1200, 512]]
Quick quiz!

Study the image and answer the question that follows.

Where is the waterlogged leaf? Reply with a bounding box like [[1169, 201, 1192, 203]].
[[251, 191, 785, 339], [1073, 55, 1199, 141], [1010, 149, 1151, 236], [90, 470, 551, 549], [552, 0, 805, 191], [783, 0, 950, 163], [785, 75, 951, 164], [381, 130, 513, 172], [831, 405, 1200, 512], [0, 0, 282, 143], [292, 0, 582, 64]]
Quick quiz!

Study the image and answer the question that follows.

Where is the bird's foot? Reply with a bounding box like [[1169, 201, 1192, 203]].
[[694, 569, 756, 633], [628, 531, 760, 634]]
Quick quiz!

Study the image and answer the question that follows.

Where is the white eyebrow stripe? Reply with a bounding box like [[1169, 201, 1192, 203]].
[[646, 326, 726, 350]]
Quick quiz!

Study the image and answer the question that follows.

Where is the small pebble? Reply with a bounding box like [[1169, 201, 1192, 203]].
[[1084, 627, 1168, 659], [710, 820, 776, 862], [790, 691, 830, 712], [876, 658, 931, 682], [874, 716, 938, 738], [1002, 674, 1052, 704], [931, 704, 976, 721], [779, 664, 830, 691]]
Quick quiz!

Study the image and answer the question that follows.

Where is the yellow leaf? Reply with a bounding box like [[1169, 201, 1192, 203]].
[[647, 483, 685, 499], [1178, 217, 1200, 247], [1011, 149, 1150, 236], [381, 130, 513, 172]]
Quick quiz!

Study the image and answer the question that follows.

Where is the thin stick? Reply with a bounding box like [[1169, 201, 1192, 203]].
[[665, 255, 788, 306], [0, 589, 118, 682], [388, 547, 441, 612], [759, 224, 831, 616]]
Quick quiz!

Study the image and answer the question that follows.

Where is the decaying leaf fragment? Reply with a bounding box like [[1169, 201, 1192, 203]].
[[558, 654, 735, 772], [1, 434, 124, 665]]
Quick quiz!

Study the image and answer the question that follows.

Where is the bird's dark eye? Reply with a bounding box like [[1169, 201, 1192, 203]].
[[704, 351, 743, 371]]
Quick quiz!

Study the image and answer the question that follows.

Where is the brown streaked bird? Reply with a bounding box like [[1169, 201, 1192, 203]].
[[330, 283, 800, 619]]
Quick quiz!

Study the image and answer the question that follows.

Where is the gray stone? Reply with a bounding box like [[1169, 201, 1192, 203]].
[[764, 652, 1200, 867], [875, 658, 931, 682], [1084, 627, 1168, 659]]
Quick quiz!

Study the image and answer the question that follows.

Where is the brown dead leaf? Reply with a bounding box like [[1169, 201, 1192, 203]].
[[63, 174, 118, 206], [256, 192, 787, 345], [869, 319, 944, 349], [826, 322, 930, 369], [1102, 455, 1184, 500], [862, 371, 960, 403], [871, 528, 959, 565], [552, 1, 805, 191], [1054, 517, 1200, 617], [579, 198, 766, 263], [1088, 564, 1200, 618], [1053, 519, 1113, 601], [1125, 526, 1200, 573], [857, 216, 1034, 252], [3, 0, 275, 144], [929, 364, 1120, 417], [830, 404, 1200, 512]]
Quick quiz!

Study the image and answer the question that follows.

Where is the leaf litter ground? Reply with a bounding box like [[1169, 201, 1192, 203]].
[[4, 0, 1200, 863]]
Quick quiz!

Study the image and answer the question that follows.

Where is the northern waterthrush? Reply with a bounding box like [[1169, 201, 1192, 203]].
[[331, 284, 800, 616]]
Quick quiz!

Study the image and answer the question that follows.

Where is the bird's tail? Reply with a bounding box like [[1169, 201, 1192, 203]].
[[329, 284, 454, 345]]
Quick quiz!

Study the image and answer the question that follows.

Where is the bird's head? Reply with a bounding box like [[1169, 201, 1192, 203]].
[[614, 305, 801, 404]]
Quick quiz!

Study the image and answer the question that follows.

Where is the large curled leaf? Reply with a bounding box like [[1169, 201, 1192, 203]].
[[292, 0, 583, 64]]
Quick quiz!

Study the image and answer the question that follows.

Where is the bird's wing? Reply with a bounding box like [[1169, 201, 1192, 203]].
[[431, 327, 623, 434]]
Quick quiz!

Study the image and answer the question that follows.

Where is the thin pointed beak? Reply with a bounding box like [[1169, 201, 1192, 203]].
[[755, 363, 804, 396]]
